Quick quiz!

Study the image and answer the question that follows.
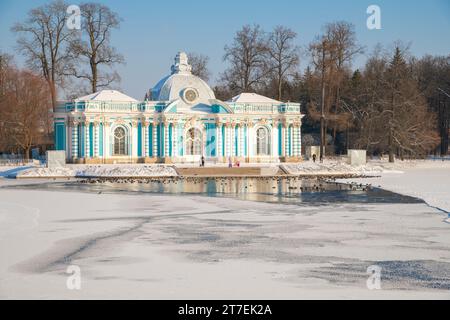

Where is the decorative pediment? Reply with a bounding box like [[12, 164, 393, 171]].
[[209, 99, 234, 114], [163, 100, 179, 114]]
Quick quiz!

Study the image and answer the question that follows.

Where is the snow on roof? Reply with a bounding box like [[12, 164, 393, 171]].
[[75, 90, 138, 103], [228, 93, 281, 104]]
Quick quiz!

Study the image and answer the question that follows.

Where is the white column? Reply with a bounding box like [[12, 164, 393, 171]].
[[285, 125, 290, 157], [104, 122, 110, 158], [245, 125, 249, 158], [291, 126, 296, 156], [225, 125, 231, 157], [84, 121, 90, 158], [141, 123, 146, 157], [239, 125, 245, 157], [231, 125, 235, 156], [164, 122, 169, 157], [236, 125, 240, 156], [93, 123, 99, 157], [172, 123, 178, 157], [71, 122, 78, 159], [145, 123, 150, 157], [217, 124, 222, 158], [131, 122, 138, 158], [222, 124, 228, 157], [248, 127, 253, 157], [153, 123, 158, 157]]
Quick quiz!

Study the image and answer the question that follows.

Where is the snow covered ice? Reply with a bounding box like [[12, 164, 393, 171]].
[[0, 160, 449, 299]]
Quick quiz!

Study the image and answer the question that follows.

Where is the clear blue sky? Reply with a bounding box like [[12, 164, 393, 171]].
[[1, 0, 449, 99]]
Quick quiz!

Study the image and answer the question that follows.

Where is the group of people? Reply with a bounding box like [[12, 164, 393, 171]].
[[199, 156, 240, 168], [228, 157, 240, 168], [311, 153, 323, 163]]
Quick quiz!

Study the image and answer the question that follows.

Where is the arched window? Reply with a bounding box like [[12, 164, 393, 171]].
[[256, 127, 270, 156], [185, 128, 202, 156], [113, 126, 128, 155]]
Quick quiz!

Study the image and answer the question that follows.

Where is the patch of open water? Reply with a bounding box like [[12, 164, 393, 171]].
[[4, 177, 423, 205]]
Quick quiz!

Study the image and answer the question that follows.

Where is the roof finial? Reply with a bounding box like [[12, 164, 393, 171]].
[[171, 52, 192, 75]]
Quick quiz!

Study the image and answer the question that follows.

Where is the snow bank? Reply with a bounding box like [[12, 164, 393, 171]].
[[339, 161, 450, 213], [281, 161, 397, 176], [16, 164, 178, 178]]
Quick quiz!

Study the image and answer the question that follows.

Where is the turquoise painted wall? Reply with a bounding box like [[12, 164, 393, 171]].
[[288, 126, 292, 157], [278, 124, 282, 156], [79, 124, 84, 157], [222, 125, 225, 156], [156, 123, 161, 156], [148, 124, 153, 157], [244, 126, 248, 157], [157, 123, 164, 156], [206, 123, 216, 157], [137, 122, 142, 156], [99, 124, 103, 156], [89, 123, 94, 157], [168, 123, 173, 157], [178, 124, 183, 156], [54, 122, 66, 151], [212, 105, 230, 114]]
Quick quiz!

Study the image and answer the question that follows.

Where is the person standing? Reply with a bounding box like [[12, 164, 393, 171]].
[[228, 157, 232, 168], [201, 155, 205, 167]]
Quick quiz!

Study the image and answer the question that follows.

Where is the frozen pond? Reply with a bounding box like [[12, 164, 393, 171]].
[[0, 177, 449, 299]]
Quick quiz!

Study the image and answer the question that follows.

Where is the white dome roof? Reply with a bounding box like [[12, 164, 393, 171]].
[[151, 52, 215, 102]]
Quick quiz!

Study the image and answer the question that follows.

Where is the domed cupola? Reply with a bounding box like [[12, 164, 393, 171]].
[[150, 52, 215, 106]]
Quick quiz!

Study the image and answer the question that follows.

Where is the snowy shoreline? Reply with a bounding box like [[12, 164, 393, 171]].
[[9, 160, 396, 179], [13, 164, 178, 178]]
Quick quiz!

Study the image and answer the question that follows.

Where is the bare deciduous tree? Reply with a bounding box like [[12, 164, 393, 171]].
[[12, 0, 75, 112], [267, 26, 300, 101], [0, 66, 52, 159], [221, 25, 269, 94], [324, 21, 364, 143], [308, 35, 336, 158], [68, 2, 124, 93], [0, 53, 14, 152], [187, 52, 211, 82]]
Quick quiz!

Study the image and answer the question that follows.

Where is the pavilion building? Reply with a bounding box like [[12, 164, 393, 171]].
[[54, 52, 303, 163]]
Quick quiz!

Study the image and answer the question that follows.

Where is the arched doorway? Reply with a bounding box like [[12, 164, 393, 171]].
[[256, 126, 270, 156], [113, 126, 128, 156], [185, 127, 203, 156]]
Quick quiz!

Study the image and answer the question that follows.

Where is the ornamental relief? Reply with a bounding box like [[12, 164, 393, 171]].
[[256, 118, 269, 127], [115, 117, 126, 126], [184, 116, 198, 129]]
